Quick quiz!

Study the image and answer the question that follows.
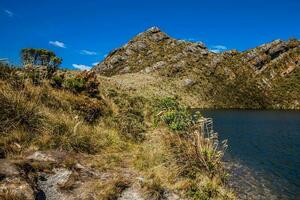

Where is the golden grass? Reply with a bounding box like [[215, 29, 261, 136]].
[[0, 66, 235, 199]]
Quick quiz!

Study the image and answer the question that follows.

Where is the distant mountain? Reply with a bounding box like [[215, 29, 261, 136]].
[[93, 27, 300, 109]]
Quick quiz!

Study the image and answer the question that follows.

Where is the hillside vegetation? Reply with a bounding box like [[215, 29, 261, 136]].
[[0, 62, 235, 200], [94, 27, 300, 109]]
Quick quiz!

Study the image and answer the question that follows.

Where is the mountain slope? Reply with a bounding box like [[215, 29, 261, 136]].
[[93, 27, 300, 109]]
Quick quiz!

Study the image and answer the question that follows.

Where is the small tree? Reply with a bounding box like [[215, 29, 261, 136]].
[[21, 48, 62, 78]]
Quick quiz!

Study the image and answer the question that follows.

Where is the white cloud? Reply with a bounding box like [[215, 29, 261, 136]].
[[0, 58, 9, 63], [49, 41, 66, 48], [72, 64, 91, 71], [92, 62, 99, 66], [103, 54, 108, 58], [211, 45, 227, 50], [80, 50, 97, 56], [4, 10, 13, 17], [209, 45, 227, 53], [210, 49, 221, 53]]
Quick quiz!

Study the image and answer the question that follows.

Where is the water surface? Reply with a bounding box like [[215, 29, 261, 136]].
[[201, 110, 300, 200]]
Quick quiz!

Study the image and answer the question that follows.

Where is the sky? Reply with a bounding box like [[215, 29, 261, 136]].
[[0, 0, 300, 70]]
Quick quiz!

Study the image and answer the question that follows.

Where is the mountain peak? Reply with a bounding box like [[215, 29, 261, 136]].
[[145, 26, 162, 33]]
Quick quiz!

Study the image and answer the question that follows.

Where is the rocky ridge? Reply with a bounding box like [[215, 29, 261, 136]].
[[93, 27, 300, 109]]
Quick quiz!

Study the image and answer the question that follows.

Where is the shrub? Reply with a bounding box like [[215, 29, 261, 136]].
[[70, 97, 107, 123], [62, 71, 100, 97], [85, 75, 99, 97], [50, 74, 64, 88], [154, 97, 197, 131], [63, 77, 86, 93], [161, 109, 191, 131], [155, 97, 179, 111]]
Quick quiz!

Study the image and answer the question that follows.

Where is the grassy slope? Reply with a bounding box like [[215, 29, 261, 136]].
[[0, 64, 235, 200], [93, 28, 300, 109]]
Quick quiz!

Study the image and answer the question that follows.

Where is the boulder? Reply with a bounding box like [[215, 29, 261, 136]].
[[38, 168, 72, 200], [27, 151, 56, 162], [183, 78, 194, 87], [110, 55, 126, 65]]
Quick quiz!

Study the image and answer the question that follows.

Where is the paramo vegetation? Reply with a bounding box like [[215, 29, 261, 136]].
[[0, 48, 235, 199]]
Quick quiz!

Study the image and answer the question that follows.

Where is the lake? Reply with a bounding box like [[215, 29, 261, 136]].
[[201, 110, 300, 200]]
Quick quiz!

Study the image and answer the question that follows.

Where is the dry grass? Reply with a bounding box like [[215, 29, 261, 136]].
[[0, 65, 235, 199]]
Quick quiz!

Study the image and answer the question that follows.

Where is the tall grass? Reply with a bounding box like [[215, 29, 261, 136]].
[[0, 86, 44, 134]]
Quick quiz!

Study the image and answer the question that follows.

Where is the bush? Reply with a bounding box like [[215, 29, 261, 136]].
[[68, 95, 111, 123], [154, 97, 197, 131], [63, 77, 86, 93], [62, 71, 100, 97], [85, 74, 100, 97], [50, 74, 64, 88]]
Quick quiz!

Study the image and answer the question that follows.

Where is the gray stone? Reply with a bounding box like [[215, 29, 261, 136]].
[[110, 55, 126, 65], [146, 26, 161, 34], [184, 43, 208, 55], [27, 151, 56, 162], [150, 32, 169, 42], [38, 168, 72, 200], [183, 79, 194, 86], [129, 41, 148, 52], [118, 184, 144, 200], [120, 66, 131, 74]]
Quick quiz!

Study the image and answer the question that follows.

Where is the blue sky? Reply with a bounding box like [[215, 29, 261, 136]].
[[0, 0, 299, 70]]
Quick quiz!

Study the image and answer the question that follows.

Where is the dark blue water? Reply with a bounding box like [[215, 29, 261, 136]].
[[202, 110, 300, 200]]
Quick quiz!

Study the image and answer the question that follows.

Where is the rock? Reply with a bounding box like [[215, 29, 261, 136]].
[[38, 168, 72, 200], [74, 163, 85, 170], [124, 48, 134, 56], [110, 55, 126, 65], [144, 67, 153, 73], [144, 61, 166, 73], [146, 26, 161, 34], [164, 191, 183, 200], [245, 39, 295, 70], [128, 41, 148, 52], [118, 184, 144, 200], [184, 43, 207, 54], [120, 66, 131, 74], [152, 61, 166, 69], [27, 151, 56, 162], [182, 78, 194, 87], [224, 49, 239, 56], [150, 32, 169, 42], [170, 53, 184, 62]]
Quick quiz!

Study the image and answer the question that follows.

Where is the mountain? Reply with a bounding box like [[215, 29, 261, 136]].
[[93, 27, 300, 109]]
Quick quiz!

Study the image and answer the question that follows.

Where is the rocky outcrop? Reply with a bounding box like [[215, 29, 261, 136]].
[[92, 27, 300, 109], [93, 27, 299, 79], [93, 26, 211, 76], [0, 151, 185, 200], [244, 39, 300, 70]]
